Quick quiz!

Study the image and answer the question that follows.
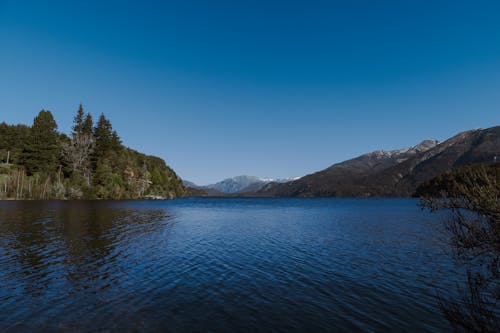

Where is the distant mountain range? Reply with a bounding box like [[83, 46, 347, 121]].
[[183, 176, 297, 194], [184, 126, 499, 198], [255, 126, 500, 197]]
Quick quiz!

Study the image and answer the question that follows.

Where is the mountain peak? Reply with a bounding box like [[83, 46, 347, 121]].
[[256, 126, 500, 198], [184, 175, 298, 194], [413, 139, 439, 152]]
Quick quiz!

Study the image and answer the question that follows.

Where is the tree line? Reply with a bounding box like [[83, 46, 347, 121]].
[[0, 105, 185, 199]]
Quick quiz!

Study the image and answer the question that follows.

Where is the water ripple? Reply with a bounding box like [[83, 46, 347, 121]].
[[0, 198, 461, 332]]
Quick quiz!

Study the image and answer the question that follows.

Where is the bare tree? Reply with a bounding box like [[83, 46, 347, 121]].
[[62, 132, 95, 185]]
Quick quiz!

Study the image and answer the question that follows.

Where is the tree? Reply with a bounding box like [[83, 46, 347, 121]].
[[93, 113, 121, 163], [82, 112, 93, 135], [73, 104, 93, 137], [0, 122, 31, 164], [72, 103, 85, 135], [22, 110, 60, 175], [1, 108, 186, 200], [420, 164, 500, 332], [62, 105, 95, 185]]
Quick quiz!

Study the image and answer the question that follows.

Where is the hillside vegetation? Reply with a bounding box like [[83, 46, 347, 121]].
[[0, 106, 185, 199], [415, 163, 500, 198]]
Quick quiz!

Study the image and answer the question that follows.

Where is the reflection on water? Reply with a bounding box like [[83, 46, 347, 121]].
[[0, 201, 174, 332], [0, 199, 459, 332]]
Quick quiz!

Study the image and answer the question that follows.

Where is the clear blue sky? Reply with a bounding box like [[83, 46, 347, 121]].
[[1, 1, 500, 185]]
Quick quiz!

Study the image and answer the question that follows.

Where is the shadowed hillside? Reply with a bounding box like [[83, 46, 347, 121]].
[[256, 127, 500, 197]]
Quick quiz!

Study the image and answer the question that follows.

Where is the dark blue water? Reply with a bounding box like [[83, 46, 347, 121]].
[[0, 198, 460, 332]]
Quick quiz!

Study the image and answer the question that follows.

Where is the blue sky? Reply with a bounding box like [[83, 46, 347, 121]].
[[1, 0, 500, 184]]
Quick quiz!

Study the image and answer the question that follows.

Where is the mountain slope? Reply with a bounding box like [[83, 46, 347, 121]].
[[257, 127, 500, 197], [414, 163, 500, 198], [205, 175, 265, 193], [182, 180, 200, 189], [184, 176, 298, 195]]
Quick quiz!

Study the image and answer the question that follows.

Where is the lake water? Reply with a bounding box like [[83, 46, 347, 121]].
[[0, 198, 461, 332]]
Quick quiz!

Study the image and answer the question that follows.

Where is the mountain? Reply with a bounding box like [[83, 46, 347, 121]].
[[182, 180, 200, 189], [203, 176, 265, 194], [256, 126, 500, 197], [184, 176, 297, 195]]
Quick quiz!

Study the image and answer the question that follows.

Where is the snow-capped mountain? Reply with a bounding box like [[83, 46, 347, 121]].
[[183, 176, 300, 194]]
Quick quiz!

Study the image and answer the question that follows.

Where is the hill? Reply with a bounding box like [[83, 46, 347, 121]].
[[0, 106, 185, 200]]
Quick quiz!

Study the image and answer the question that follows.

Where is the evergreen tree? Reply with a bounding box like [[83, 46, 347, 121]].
[[72, 104, 85, 135], [93, 113, 121, 162], [0, 122, 31, 164], [1, 108, 185, 200], [82, 113, 93, 135], [22, 110, 60, 175]]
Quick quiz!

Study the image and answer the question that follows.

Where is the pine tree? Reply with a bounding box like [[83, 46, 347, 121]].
[[0, 122, 30, 164], [93, 113, 121, 162], [1, 108, 185, 199], [72, 104, 85, 135], [82, 113, 93, 135], [22, 110, 60, 175]]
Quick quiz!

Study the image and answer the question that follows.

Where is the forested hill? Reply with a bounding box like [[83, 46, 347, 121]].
[[0, 106, 186, 200]]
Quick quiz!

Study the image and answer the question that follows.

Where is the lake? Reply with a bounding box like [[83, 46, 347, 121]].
[[0, 198, 460, 332]]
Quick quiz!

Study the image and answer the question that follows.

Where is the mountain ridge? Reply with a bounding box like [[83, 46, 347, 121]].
[[183, 175, 298, 194], [254, 127, 499, 197]]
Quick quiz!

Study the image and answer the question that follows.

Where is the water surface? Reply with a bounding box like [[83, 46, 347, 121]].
[[0, 198, 459, 332]]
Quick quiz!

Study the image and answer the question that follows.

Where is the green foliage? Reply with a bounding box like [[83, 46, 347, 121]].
[[73, 104, 85, 135], [72, 104, 93, 136], [0, 105, 186, 200], [0, 122, 31, 164], [93, 113, 121, 162], [21, 110, 60, 175], [82, 113, 93, 135]]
